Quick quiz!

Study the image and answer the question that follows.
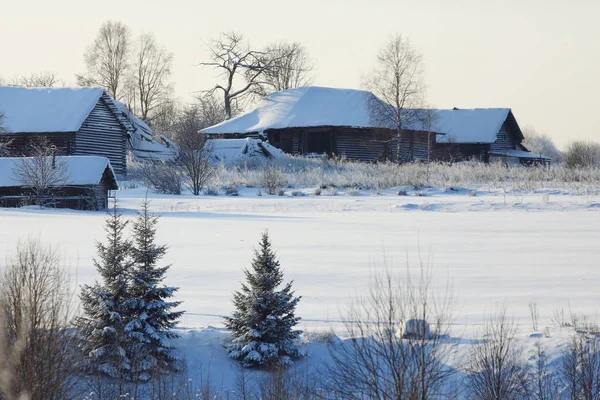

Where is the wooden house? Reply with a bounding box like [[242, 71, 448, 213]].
[[201, 86, 439, 163], [431, 108, 549, 165], [0, 156, 118, 210], [0, 87, 133, 175]]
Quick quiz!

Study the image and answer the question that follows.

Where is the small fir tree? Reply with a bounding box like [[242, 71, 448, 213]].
[[78, 202, 134, 386], [127, 199, 183, 380], [224, 231, 302, 368]]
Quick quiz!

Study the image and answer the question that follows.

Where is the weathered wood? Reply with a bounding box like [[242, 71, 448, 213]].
[[74, 93, 128, 175]]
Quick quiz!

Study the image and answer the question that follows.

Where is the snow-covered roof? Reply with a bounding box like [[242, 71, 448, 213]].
[[433, 108, 513, 144], [489, 149, 551, 160], [115, 102, 176, 161], [207, 138, 286, 164], [0, 156, 118, 188], [0, 86, 106, 133], [201, 87, 516, 145], [202, 86, 387, 134]]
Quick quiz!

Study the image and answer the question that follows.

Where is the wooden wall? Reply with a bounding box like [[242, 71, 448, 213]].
[[0, 184, 107, 210], [267, 127, 435, 163], [434, 143, 491, 162], [0, 132, 75, 156], [74, 93, 128, 176]]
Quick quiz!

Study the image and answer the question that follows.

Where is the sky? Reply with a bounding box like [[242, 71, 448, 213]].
[[1, 0, 598, 148]]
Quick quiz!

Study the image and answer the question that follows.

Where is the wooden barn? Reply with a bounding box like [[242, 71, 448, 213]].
[[0, 156, 118, 210], [431, 107, 549, 165], [0, 87, 133, 175], [201, 86, 439, 163]]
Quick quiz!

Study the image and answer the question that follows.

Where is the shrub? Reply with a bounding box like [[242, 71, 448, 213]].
[[225, 187, 239, 196], [140, 161, 183, 195], [204, 187, 219, 196], [564, 141, 600, 169], [261, 164, 288, 195]]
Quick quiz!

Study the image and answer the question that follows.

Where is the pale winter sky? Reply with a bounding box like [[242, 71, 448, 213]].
[[1, 0, 598, 147]]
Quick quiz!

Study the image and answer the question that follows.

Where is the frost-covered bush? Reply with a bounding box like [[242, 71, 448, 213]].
[[213, 156, 600, 193], [260, 163, 288, 195], [564, 141, 600, 169]]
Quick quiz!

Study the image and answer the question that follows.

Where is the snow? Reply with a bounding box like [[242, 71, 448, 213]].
[[489, 149, 551, 160], [207, 138, 287, 164], [0, 86, 104, 133], [433, 108, 512, 144], [202, 86, 383, 135], [0, 185, 598, 393], [115, 102, 175, 161], [0, 156, 116, 187]]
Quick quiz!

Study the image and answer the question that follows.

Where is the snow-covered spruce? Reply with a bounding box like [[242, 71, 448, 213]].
[[224, 232, 303, 368], [78, 203, 135, 381], [126, 199, 183, 380]]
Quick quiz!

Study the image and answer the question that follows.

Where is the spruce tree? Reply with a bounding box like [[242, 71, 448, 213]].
[[127, 199, 183, 380], [78, 202, 134, 385], [224, 231, 302, 368]]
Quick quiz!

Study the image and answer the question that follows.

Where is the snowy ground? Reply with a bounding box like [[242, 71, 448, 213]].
[[0, 185, 599, 391]]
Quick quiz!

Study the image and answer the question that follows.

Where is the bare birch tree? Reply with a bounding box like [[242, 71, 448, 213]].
[[132, 33, 174, 122], [200, 31, 271, 120], [10, 71, 63, 87], [261, 42, 314, 93], [365, 34, 425, 163], [78, 20, 132, 101], [327, 259, 455, 399], [10, 138, 70, 207], [0, 111, 10, 156]]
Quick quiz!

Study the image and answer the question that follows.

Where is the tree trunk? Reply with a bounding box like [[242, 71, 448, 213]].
[[396, 130, 403, 164], [224, 94, 232, 120]]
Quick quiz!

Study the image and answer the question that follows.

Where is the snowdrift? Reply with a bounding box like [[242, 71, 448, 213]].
[[206, 138, 287, 165]]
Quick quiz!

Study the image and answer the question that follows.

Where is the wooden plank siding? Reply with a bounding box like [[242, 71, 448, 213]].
[[489, 121, 517, 151], [0, 132, 75, 156], [74, 93, 128, 176], [266, 127, 435, 163], [0, 185, 107, 210]]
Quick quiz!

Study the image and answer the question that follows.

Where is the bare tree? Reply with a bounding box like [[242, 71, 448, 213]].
[[564, 141, 600, 169], [561, 332, 600, 400], [174, 108, 215, 195], [78, 20, 132, 100], [10, 138, 70, 207], [530, 340, 561, 400], [200, 31, 272, 120], [132, 33, 174, 122], [365, 34, 425, 163], [464, 308, 530, 400], [327, 259, 455, 400], [0, 111, 11, 157], [149, 99, 180, 140], [523, 128, 562, 163], [0, 239, 80, 400], [261, 42, 314, 93], [10, 71, 63, 87]]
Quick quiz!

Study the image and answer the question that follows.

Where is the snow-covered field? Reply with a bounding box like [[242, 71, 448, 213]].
[[0, 185, 599, 391]]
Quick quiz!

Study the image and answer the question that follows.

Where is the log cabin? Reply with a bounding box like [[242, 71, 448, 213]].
[[431, 107, 550, 165], [0, 87, 133, 175], [201, 86, 439, 163], [0, 156, 118, 210]]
